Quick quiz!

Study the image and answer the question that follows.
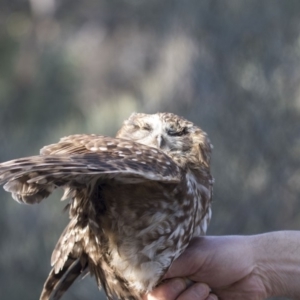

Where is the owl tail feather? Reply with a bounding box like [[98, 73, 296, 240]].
[[40, 256, 88, 300]]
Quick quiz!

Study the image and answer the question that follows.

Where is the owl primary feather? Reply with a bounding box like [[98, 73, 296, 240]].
[[0, 112, 213, 300]]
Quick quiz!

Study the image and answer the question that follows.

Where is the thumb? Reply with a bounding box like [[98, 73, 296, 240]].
[[163, 239, 205, 279]]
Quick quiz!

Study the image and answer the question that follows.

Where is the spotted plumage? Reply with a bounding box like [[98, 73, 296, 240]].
[[0, 112, 213, 300]]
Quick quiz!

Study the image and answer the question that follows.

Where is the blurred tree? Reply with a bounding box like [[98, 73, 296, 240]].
[[1, 0, 300, 299]]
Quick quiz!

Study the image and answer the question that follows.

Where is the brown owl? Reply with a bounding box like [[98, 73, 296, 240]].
[[0, 112, 213, 300]]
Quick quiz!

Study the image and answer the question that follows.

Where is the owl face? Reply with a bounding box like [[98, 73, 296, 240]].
[[116, 113, 211, 168], [117, 113, 192, 152]]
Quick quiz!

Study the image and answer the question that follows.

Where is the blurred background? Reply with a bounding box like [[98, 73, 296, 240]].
[[1, 0, 300, 299]]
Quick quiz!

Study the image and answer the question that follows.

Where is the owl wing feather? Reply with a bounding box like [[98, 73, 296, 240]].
[[0, 135, 181, 205], [1, 113, 213, 300]]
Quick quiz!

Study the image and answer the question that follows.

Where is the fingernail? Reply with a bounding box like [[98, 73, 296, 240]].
[[170, 278, 186, 293], [194, 283, 210, 297], [207, 295, 218, 300]]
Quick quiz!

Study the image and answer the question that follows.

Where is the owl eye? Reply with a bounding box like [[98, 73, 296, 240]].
[[141, 124, 152, 131], [131, 123, 151, 132], [167, 127, 187, 137]]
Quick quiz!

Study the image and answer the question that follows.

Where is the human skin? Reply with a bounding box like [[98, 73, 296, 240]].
[[144, 231, 300, 300]]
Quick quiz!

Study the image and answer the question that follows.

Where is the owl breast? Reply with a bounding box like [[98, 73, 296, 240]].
[[91, 171, 208, 294]]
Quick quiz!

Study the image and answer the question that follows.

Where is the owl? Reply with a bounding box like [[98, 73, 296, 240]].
[[0, 112, 213, 300]]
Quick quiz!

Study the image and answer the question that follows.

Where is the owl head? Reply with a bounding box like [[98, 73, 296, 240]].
[[116, 112, 212, 169]]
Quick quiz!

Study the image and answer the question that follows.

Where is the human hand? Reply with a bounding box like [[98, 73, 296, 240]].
[[144, 235, 269, 300], [145, 232, 300, 299], [143, 278, 217, 300]]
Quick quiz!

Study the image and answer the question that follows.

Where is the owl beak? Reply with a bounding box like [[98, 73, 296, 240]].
[[156, 135, 165, 149]]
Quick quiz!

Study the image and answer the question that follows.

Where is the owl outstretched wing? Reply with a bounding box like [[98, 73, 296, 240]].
[[0, 134, 181, 205]]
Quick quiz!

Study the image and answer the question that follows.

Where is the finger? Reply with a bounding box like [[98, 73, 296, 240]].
[[206, 294, 218, 300], [143, 278, 187, 300], [177, 283, 210, 300]]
